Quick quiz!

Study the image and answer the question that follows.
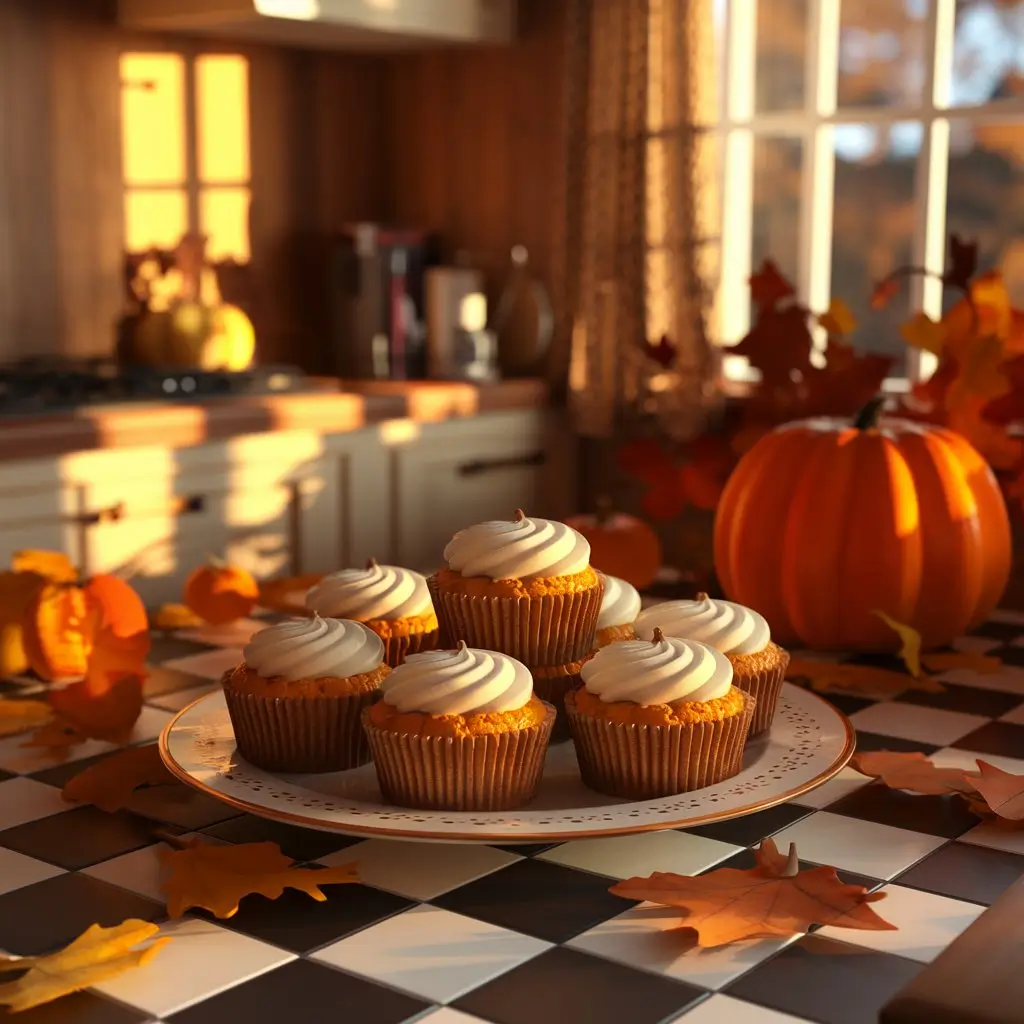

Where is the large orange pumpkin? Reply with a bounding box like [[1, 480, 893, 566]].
[[184, 560, 259, 626], [21, 574, 150, 680], [566, 499, 663, 591], [713, 400, 1011, 651]]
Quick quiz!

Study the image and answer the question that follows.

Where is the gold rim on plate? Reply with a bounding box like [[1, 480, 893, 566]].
[[158, 687, 856, 843]]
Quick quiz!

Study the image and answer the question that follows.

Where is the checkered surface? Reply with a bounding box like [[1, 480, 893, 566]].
[[1, 612, 1024, 1024]]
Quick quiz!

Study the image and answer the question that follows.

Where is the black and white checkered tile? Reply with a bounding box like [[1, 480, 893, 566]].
[[1, 611, 1023, 1024]]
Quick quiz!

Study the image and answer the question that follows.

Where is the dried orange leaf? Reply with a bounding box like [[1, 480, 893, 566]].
[[787, 659, 943, 698], [62, 744, 176, 813], [900, 312, 947, 356], [920, 651, 1004, 675], [10, 550, 78, 584], [872, 610, 923, 678], [970, 760, 1024, 822], [0, 699, 53, 738], [609, 839, 895, 947], [818, 298, 857, 337], [0, 919, 170, 1013], [159, 839, 361, 919], [21, 718, 86, 760], [151, 603, 204, 630], [851, 751, 979, 797]]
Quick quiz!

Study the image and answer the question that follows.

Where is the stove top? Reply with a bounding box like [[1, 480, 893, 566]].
[[0, 359, 311, 418]]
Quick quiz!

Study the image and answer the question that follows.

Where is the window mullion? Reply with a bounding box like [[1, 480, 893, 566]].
[[183, 51, 200, 239]]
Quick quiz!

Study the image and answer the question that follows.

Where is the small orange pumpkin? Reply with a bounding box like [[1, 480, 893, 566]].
[[21, 574, 150, 681], [184, 559, 259, 626], [566, 499, 663, 591], [713, 398, 1012, 651]]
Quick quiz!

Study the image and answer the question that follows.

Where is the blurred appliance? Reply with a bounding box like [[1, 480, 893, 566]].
[[329, 225, 437, 380], [425, 265, 500, 382], [0, 357, 310, 419]]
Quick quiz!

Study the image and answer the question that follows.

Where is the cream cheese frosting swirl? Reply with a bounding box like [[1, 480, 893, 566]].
[[443, 509, 590, 580], [305, 560, 433, 620], [581, 629, 733, 705], [243, 616, 384, 681], [635, 594, 770, 656], [380, 641, 533, 715], [596, 574, 642, 629]]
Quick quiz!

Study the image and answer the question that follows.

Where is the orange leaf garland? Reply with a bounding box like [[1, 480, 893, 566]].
[[159, 839, 360, 919], [609, 839, 895, 947]]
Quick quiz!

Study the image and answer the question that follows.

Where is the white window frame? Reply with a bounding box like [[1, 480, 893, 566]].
[[709, 0, 1024, 383], [120, 45, 252, 260]]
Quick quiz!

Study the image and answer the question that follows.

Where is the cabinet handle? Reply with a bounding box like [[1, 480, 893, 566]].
[[457, 451, 546, 476], [72, 494, 206, 526]]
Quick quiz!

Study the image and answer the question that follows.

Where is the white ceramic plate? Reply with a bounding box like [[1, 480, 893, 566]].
[[159, 684, 855, 843]]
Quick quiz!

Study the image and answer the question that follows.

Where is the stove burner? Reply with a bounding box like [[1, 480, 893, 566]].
[[0, 357, 311, 418]]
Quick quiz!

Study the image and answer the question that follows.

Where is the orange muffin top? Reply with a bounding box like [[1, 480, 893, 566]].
[[573, 627, 743, 727], [435, 509, 600, 597], [225, 615, 388, 698], [305, 559, 436, 624], [365, 641, 549, 738]]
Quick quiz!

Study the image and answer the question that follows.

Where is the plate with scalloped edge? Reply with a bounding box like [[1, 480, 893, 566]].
[[158, 684, 855, 843]]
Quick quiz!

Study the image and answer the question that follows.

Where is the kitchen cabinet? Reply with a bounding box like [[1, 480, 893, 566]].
[[388, 409, 574, 571]]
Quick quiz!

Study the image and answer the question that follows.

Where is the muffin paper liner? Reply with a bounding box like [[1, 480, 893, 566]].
[[531, 668, 583, 744], [223, 685, 379, 774], [371, 627, 440, 669], [594, 623, 638, 649], [430, 576, 603, 666], [361, 702, 556, 811], [565, 689, 755, 801], [425, 573, 452, 648], [730, 648, 790, 736]]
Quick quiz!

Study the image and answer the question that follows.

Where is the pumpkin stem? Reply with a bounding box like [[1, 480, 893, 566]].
[[651, 626, 665, 644], [853, 396, 887, 430], [594, 496, 614, 526], [513, 508, 526, 522]]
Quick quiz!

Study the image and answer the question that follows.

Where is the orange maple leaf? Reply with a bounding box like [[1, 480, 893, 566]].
[[159, 839, 360, 919], [609, 839, 894, 947], [970, 760, 1024, 822], [62, 744, 176, 813], [786, 658, 944, 698], [920, 650, 1005, 675], [850, 751, 980, 797], [731, 305, 814, 388]]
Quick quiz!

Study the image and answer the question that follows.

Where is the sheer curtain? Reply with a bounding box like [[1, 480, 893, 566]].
[[564, 0, 721, 442]]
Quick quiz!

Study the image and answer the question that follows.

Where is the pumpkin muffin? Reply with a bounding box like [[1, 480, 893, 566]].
[[566, 628, 754, 800], [305, 560, 438, 667], [362, 641, 555, 811], [429, 509, 604, 665], [223, 615, 389, 773], [593, 574, 642, 649], [635, 594, 789, 736]]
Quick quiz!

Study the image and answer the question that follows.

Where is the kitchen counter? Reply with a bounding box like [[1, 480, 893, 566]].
[[0, 378, 550, 462], [0, 605, 1021, 1023]]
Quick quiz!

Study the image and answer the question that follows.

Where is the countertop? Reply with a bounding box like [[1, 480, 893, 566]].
[[0, 606, 1022, 1023], [0, 378, 550, 463]]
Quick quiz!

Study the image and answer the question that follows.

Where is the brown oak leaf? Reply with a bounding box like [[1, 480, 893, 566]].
[[159, 839, 361, 919], [850, 751, 980, 797], [970, 760, 1024, 822], [609, 839, 894, 947], [62, 744, 177, 813], [786, 659, 944, 698]]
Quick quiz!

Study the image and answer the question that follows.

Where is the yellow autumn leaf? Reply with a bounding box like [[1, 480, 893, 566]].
[[819, 299, 857, 337], [900, 312, 947, 355], [151, 603, 204, 630], [872, 610, 923, 678], [0, 699, 53, 738], [10, 550, 78, 584], [0, 919, 170, 1013]]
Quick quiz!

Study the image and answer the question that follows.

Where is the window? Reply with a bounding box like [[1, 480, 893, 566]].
[[120, 51, 252, 263], [707, 0, 1024, 382]]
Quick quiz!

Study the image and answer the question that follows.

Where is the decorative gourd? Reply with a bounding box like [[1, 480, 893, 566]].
[[131, 301, 255, 370], [565, 498, 663, 591], [184, 559, 259, 626], [713, 397, 1012, 651], [21, 574, 150, 681]]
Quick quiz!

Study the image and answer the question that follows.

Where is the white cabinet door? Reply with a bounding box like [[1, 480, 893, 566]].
[[0, 458, 81, 570], [390, 410, 575, 573]]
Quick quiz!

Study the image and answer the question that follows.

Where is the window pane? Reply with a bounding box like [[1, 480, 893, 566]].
[[837, 0, 927, 108], [831, 123, 921, 373], [196, 54, 251, 184], [752, 136, 803, 284], [120, 53, 186, 186], [949, 0, 1024, 107], [125, 189, 189, 252], [946, 121, 1024, 305], [755, 0, 809, 112], [200, 187, 251, 262]]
